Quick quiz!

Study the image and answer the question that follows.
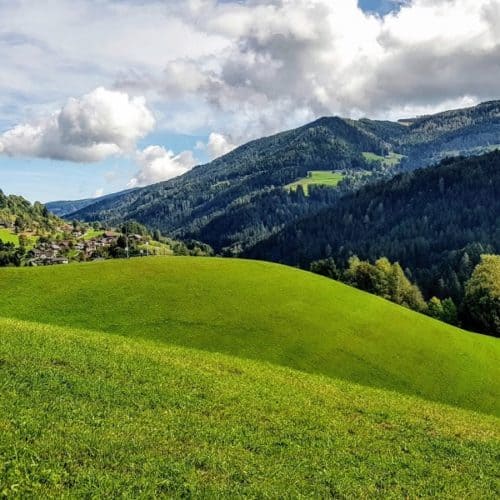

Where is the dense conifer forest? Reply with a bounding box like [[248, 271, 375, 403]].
[[62, 101, 500, 253], [246, 151, 500, 333]]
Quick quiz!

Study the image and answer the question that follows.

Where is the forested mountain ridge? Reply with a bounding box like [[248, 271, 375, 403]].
[[395, 100, 500, 169], [64, 100, 500, 253], [245, 151, 500, 307], [66, 116, 391, 250], [46, 188, 137, 217]]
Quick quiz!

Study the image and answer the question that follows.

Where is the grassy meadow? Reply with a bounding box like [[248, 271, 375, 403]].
[[1, 316, 499, 498], [0, 257, 499, 497], [0, 257, 498, 415], [362, 152, 404, 167], [286, 170, 344, 194], [0, 228, 19, 245], [0, 228, 38, 249]]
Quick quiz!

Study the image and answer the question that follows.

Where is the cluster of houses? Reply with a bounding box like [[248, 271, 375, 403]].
[[28, 230, 145, 266], [29, 245, 70, 266]]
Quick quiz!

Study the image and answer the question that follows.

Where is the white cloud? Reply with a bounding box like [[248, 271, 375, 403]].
[[0, 87, 155, 162], [93, 188, 104, 198], [0, 0, 228, 129], [2, 0, 500, 180], [205, 133, 237, 160], [154, 0, 500, 139], [3, 1, 500, 138], [128, 145, 197, 187]]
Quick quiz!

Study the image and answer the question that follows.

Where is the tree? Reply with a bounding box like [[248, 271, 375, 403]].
[[427, 297, 458, 325], [310, 258, 340, 280], [463, 255, 500, 337], [343, 256, 426, 312], [387, 262, 426, 312], [428, 297, 444, 319], [441, 298, 458, 325], [344, 256, 384, 295], [18, 234, 28, 249]]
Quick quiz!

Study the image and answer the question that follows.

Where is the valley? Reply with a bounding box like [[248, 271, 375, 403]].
[[1, 101, 499, 498], [61, 101, 500, 255], [1, 3, 499, 497]]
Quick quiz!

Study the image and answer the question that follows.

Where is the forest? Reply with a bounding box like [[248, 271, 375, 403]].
[[64, 101, 500, 254], [246, 151, 500, 333]]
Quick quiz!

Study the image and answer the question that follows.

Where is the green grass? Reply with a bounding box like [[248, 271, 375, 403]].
[[0, 258, 498, 416], [138, 241, 174, 256], [286, 170, 344, 194], [81, 229, 104, 240], [0, 228, 38, 249], [0, 228, 19, 245], [0, 317, 498, 498], [363, 152, 404, 167]]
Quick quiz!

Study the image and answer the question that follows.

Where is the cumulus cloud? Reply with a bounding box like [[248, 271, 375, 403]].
[[128, 145, 197, 187], [0, 87, 155, 162], [155, 0, 500, 138], [205, 132, 237, 160], [2, 0, 500, 187]]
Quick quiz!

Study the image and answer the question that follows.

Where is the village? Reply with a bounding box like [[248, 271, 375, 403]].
[[0, 216, 157, 267], [0, 199, 215, 268], [27, 224, 151, 266]]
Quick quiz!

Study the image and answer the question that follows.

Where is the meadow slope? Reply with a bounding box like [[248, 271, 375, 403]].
[[0, 317, 498, 498], [0, 257, 498, 415]]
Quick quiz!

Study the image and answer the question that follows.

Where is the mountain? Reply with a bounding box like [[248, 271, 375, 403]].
[[394, 99, 500, 169], [246, 151, 500, 308], [45, 188, 137, 217], [1, 257, 498, 496], [67, 101, 500, 253]]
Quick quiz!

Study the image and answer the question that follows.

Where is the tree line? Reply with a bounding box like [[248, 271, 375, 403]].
[[247, 152, 500, 336], [310, 254, 499, 336]]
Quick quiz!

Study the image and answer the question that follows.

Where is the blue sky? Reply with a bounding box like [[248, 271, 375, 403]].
[[359, 0, 402, 15], [0, 0, 495, 202]]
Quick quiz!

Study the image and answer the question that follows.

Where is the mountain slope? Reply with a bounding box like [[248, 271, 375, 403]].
[[45, 188, 137, 217], [66, 101, 500, 253], [68, 117, 389, 250], [0, 257, 498, 415], [247, 151, 500, 304], [395, 100, 500, 169], [1, 315, 498, 497], [0, 189, 60, 230]]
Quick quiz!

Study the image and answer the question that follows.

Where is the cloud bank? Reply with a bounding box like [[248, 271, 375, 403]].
[[155, 0, 500, 139], [0, 88, 155, 162], [2, 0, 500, 191]]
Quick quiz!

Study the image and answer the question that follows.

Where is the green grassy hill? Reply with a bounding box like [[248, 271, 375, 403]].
[[1, 316, 498, 498], [1, 258, 498, 416], [1, 257, 499, 496]]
